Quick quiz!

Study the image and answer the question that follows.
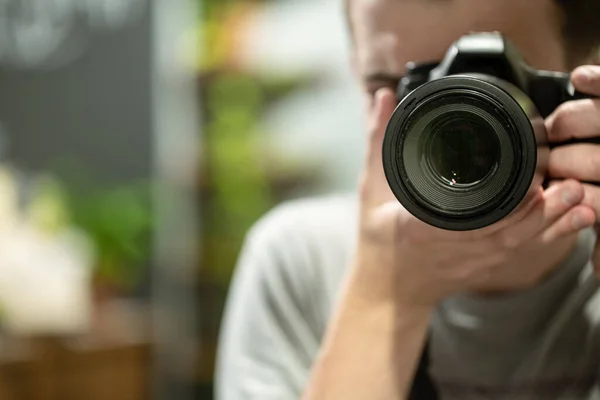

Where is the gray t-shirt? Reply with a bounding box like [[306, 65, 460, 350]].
[[215, 194, 600, 400]]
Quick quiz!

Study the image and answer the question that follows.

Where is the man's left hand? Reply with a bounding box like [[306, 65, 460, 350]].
[[547, 65, 600, 274]]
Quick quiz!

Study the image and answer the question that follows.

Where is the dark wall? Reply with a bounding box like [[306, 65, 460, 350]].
[[0, 1, 152, 185]]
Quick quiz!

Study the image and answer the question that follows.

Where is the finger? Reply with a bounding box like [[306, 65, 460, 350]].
[[361, 88, 397, 206], [435, 186, 545, 243], [545, 99, 600, 142], [572, 66, 600, 96], [540, 205, 595, 243], [500, 179, 586, 244], [547, 179, 562, 188], [441, 185, 546, 243], [548, 143, 600, 182], [366, 88, 396, 170], [581, 183, 600, 220]]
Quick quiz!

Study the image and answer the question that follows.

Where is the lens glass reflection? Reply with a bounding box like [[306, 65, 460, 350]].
[[424, 113, 500, 187]]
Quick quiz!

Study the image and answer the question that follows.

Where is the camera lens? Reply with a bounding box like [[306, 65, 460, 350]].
[[382, 76, 545, 231], [424, 113, 501, 187]]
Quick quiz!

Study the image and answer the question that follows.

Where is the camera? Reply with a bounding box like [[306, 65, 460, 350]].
[[382, 32, 592, 231]]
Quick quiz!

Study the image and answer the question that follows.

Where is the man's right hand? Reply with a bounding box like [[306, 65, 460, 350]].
[[353, 87, 596, 311], [303, 88, 596, 400]]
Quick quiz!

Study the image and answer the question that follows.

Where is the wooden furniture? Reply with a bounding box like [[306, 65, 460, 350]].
[[0, 300, 153, 400]]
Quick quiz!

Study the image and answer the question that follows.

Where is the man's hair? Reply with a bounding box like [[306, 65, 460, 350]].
[[344, 0, 600, 68], [557, 0, 600, 66]]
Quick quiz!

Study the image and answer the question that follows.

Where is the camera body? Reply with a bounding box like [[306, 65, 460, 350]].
[[382, 32, 587, 231]]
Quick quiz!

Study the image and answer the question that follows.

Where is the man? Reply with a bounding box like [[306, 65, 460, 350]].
[[216, 0, 600, 398]]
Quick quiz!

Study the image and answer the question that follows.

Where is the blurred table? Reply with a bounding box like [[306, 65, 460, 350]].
[[0, 299, 153, 400]]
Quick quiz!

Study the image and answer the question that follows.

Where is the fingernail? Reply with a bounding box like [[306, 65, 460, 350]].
[[562, 189, 579, 206], [572, 213, 592, 230]]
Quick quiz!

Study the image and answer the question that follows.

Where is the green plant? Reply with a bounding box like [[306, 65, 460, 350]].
[[197, 0, 325, 285], [23, 164, 153, 291], [67, 182, 153, 288], [203, 72, 273, 284]]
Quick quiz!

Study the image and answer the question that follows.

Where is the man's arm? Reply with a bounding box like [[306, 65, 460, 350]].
[[302, 257, 432, 400]]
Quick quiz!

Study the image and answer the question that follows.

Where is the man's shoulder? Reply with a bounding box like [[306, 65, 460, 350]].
[[235, 194, 358, 328], [241, 193, 358, 298]]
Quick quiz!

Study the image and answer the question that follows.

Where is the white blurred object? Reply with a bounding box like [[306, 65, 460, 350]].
[[237, 0, 351, 78], [0, 166, 95, 336], [237, 0, 367, 192]]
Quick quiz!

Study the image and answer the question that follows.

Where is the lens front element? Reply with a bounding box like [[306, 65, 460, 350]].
[[426, 112, 501, 187]]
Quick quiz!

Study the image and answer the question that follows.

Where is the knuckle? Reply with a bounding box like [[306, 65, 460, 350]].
[[565, 179, 584, 194], [559, 181, 585, 207], [498, 231, 521, 250], [550, 102, 576, 134]]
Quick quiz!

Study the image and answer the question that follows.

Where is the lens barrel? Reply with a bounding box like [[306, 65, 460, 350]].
[[382, 75, 548, 231]]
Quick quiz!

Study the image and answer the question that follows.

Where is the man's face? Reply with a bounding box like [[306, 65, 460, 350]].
[[349, 0, 566, 110]]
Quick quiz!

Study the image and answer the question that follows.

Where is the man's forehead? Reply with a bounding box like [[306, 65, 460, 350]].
[[350, 0, 463, 78], [349, 0, 546, 80]]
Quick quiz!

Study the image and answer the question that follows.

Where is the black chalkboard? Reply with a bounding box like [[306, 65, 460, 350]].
[[0, 0, 152, 185]]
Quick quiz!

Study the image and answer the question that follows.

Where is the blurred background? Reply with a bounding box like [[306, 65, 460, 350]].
[[0, 0, 364, 399]]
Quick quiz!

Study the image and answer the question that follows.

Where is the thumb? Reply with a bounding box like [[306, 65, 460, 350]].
[[361, 88, 397, 208]]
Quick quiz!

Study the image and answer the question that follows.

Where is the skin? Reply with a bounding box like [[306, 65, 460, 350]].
[[302, 0, 600, 399]]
